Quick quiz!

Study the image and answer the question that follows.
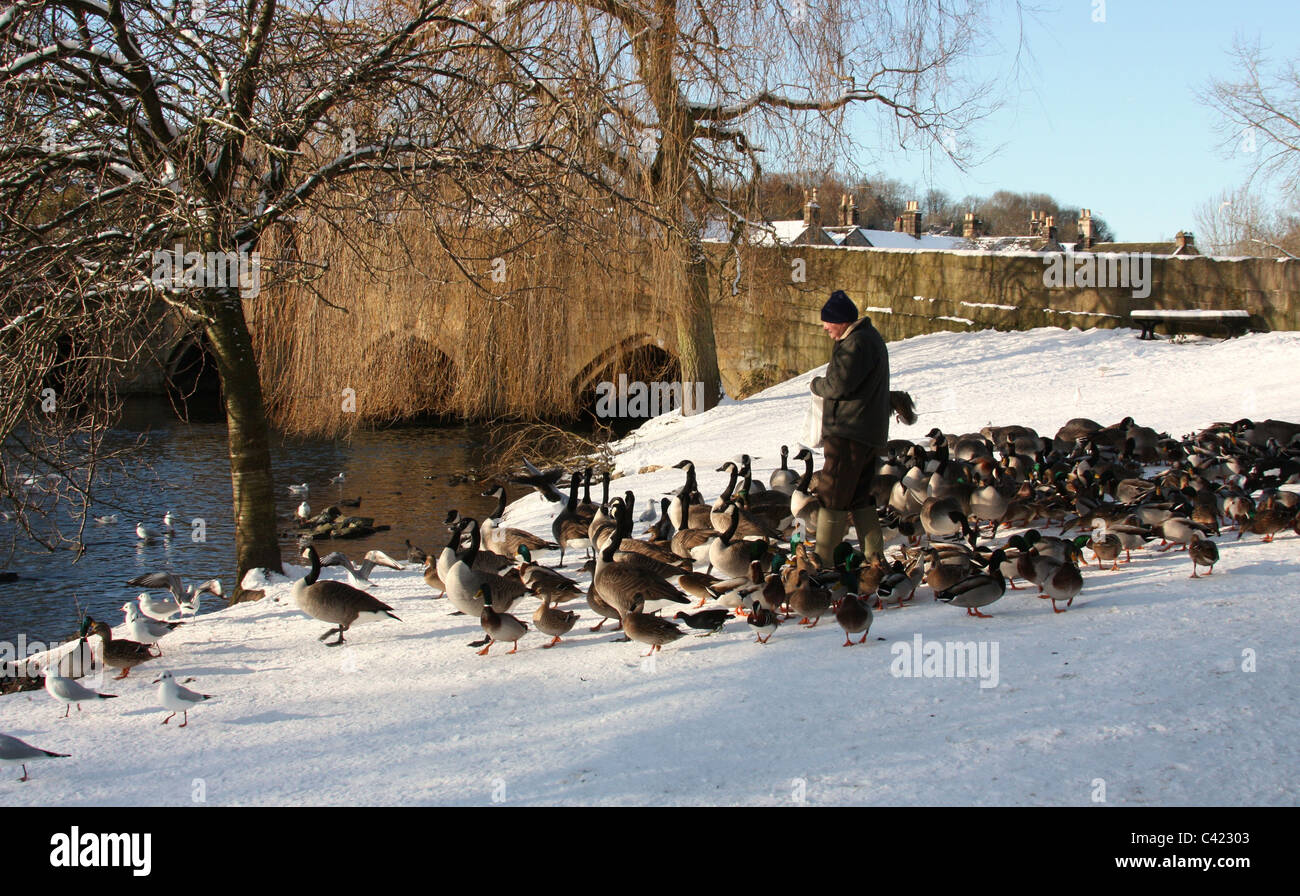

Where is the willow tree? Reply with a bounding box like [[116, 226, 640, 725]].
[[0, 0, 625, 591], [525, 0, 1005, 413]]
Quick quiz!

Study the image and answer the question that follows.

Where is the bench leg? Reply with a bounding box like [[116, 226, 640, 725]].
[[1138, 323, 1157, 340]]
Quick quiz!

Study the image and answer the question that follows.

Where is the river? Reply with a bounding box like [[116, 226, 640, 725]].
[[0, 399, 514, 646]]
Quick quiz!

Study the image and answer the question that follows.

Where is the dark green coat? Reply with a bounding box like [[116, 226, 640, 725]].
[[810, 318, 891, 450]]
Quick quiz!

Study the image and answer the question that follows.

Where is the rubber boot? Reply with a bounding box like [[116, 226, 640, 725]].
[[814, 508, 850, 568], [851, 505, 884, 560]]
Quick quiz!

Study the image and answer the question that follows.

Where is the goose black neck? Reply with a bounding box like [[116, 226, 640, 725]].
[[490, 489, 506, 520], [305, 547, 321, 586], [780, 445, 789, 471], [461, 519, 481, 566], [797, 454, 813, 492], [721, 465, 738, 501], [722, 502, 740, 544]]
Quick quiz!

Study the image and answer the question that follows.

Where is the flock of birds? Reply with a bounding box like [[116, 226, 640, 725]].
[[3, 413, 1299, 782]]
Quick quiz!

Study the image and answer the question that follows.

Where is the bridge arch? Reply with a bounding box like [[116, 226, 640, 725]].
[[570, 333, 684, 429], [164, 333, 223, 419], [358, 332, 457, 420]]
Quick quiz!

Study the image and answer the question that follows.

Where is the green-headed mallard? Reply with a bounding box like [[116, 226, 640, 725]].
[[936, 549, 1008, 618], [477, 584, 528, 655]]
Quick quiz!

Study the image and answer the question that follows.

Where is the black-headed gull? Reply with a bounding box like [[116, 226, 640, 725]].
[[0, 733, 70, 782], [42, 667, 118, 718], [154, 670, 213, 727]]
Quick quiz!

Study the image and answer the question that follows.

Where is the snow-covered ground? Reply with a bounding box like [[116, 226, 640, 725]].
[[2, 327, 1297, 805]]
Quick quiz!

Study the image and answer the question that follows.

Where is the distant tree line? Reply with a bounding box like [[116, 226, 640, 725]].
[[756, 171, 1117, 243]]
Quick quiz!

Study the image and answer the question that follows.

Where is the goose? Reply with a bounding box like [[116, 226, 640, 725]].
[[477, 584, 529, 656], [667, 461, 710, 530], [737, 454, 768, 497], [0, 733, 70, 782], [769, 445, 800, 494], [919, 495, 970, 543], [317, 549, 405, 587], [936, 549, 1008, 618], [670, 526, 715, 564], [84, 617, 156, 680], [444, 519, 529, 616], [294, 545, 400, 645], [42, 667, 117, 718], [533, 594, 578, 648], [789, 448, 821, 532], [593, 510, 689, 616], [620, 595, 685, 656], [585, 575, 624, 633], [442, 512, 514, 573], [480, 485, 559, 555], [552, 472, 593, 566], [154, 670, 213, 727], [598, 499, 690, 573], [835, 592, 873, 646], [121, 602, 180, 655], [707, 502, 770, 580], [647, 497, 674, 542], [711, 463, 780, 538]]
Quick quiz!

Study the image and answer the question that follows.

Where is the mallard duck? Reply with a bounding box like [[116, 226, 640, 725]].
[[515, 545, 583, 603], [1236, 504, 1293, 543], [85, 617, 156, 680], [678, 570, 723, 608], [532, 594, 577, 648], [478, 585, 529, 655], [294, 545, 401, 645], [876, 556, 923, 609], [1188, 531, 1219, 578], [1041, 559, 1083, 613], [936, 549, 1008, 618], [923, 547, 978, 596], [1087, 526, 1123, 571], [786, 569, 833, 627], [834, 592, 873, 646], [621, 596, 685, 656]]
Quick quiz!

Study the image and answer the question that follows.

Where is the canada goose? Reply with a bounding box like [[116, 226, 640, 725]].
[[0, 733, 70, 782], [154, 670, 213, 727], [789, 448, 821, 532], [670, 526, 715, 563], [648, 497, 674, 542], [936, 549, 1008, 618], [707, 502, 770, 580], [42, 667, 117, 718], [620, 595, 685, 656], [444, 519, 528, 616], [667, 461, 711, 530], [481, 485, 559, 555], [585, 576, 623, 633], [318, 549, 404, 587], [477, 584, 529, 655], [593, 508, 689, 616], [533, 594, 578, 648], [711, 463, 780, 538], [919, 495, 970, 543], [294, 545, 401, 645], [552, 472, 593, 566], [769, 445, 799, 494]]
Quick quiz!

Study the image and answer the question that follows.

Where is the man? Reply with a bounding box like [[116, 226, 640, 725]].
[[809, 288, 889, 566]]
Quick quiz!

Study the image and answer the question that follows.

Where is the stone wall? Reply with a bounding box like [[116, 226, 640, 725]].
[[709, 244, 1300, 397]]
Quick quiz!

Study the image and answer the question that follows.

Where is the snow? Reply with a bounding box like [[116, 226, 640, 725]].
[[2, 326, 1299, 806]]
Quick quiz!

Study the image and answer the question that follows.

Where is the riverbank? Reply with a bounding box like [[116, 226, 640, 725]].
[[1, 326, 1297, 805]]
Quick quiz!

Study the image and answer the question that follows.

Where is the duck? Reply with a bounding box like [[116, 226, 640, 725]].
[[515, 545, 583, 603], [677, 570, 724, 608], [533, 594, 578, 648], [85, 617, 157, 680], [834, 592, 873, 646], [935, 549, 1008, 618], [1041, 559, 1083, 613], [875, 556, 923, 609], [786, 569, 833, 627], [1087, 525, 1123, 571], [293, 545, 401, 645], [1158, 516, 1215, 552], [1188, 530, 1219, 578], [477, 584, 529, 655], [746, 599, 779, 643], [405, 539, 428, 565], [620, 595, 685, 656], [673, 608, 731, 635]]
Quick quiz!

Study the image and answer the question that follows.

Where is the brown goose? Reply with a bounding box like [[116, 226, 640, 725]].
[[480, 485, 559, 556], [593, 504, 690, 616], [294, 546, 401, 645]]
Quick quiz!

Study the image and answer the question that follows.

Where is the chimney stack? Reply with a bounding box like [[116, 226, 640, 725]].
[[962, 211, 983, 240], [803, 189, 812, 228], [1174, 231, 1200, 255], [841, 193, 859, 227], [1029, 210, 1042, 237], [1078, 209, 1095, 250], [901, 200, 922, 239]]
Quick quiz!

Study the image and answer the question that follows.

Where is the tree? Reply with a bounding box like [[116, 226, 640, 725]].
[[1194, 187, 1300, 258], [1204, 38, 1300, 198], [0, 0, 622, 591], [529, 0, 1006, 412]]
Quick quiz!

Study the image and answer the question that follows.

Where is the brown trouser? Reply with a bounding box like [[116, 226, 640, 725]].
[[814, 435, 878, 511]]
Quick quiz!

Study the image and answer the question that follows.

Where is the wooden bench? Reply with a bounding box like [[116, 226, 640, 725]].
[[1130, 309, 1252, 341]]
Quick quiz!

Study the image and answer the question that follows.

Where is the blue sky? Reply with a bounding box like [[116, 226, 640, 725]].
[[855, 0, 1299, 241]]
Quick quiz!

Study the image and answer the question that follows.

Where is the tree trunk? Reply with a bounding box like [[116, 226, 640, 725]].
[[672, 239, 723, 415], [204, 290, 284, 599]]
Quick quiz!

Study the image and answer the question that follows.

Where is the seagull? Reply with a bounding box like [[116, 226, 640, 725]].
[[161, 510, 176, 535], [331, 472, 346, 485], [135, 522, 160, 542], [41, 667, 118, 718], [296, 501, 311, 522], [154, 670, 213, 728], [93, 514, 118, 525], [122, 602, 181, 655], [288, 483, 309, 495], [0, 733, 70, 782], [317, 549, 405, 587], [128, 573, 224, 622]]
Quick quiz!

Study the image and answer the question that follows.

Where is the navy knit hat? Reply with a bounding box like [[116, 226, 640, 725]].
[[821, 289, 858, 324]]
